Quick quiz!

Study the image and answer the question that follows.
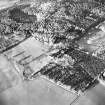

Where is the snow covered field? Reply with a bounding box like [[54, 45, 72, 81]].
[[0, 0, 19, 10]]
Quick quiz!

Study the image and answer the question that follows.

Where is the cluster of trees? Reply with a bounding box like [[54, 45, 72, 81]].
[[1, 0, 103, 47], [50, 43, 105, 79], [80, 55, 105, 78], [6, 1, 97, 46], [0, 7, 38, 39], [9, 8, 37, 23], [40, 62, 98, 92], [0, 9, 36, 52]]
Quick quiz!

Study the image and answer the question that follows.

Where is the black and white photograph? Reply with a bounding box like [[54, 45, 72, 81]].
[[0, 0, 105, 105]]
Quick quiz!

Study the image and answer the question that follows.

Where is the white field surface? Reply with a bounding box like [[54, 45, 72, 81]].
[[0, 55, 21, 93], [0, 77, 77, 105], [4, 37, 52, 74], [0, 0, 19, 10], [0, 73, 78, 105], [73, 83, 105, 105], [5, 37, 48, 59]]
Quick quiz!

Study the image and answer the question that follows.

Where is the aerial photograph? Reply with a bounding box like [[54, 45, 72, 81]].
[[0, 0, 105, 105]]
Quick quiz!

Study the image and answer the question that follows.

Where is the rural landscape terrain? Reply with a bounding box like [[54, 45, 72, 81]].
[[0, 0, 105, 105]]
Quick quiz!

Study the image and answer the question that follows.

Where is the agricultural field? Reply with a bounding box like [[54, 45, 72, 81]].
[[1, 0, 105, 105]]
